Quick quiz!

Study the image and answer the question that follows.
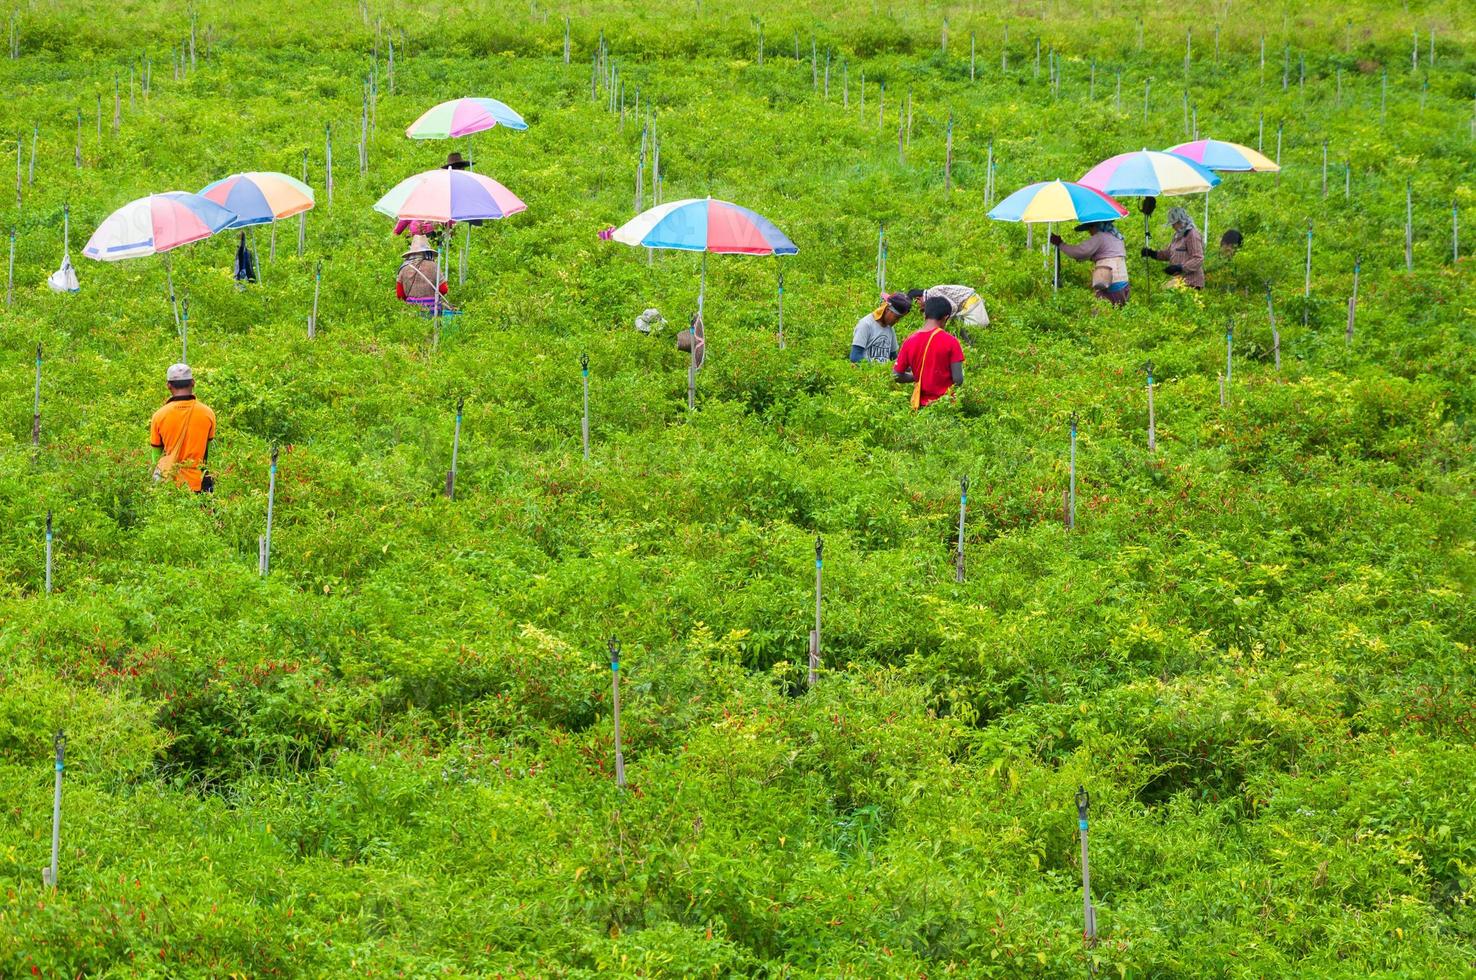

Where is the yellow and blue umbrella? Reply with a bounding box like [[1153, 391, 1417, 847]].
[[988, 181, 1127, 293], [1079, 149, 1220, 197], [987, 179, 1128, 224]]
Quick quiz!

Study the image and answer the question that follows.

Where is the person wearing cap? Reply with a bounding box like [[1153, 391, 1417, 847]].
[[1140, 206, 1206, 289], [893, 295, 965, 407], [442, 152, 472, 171], [149, 364, 217, 493], [396, 234, 450, 307], [905, 284, 989, 342], [1051, 221, 1131, 306], [850, 292, 911, 363]]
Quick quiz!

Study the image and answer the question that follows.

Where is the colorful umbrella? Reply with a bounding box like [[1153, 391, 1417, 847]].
[[406, 98, 528, 139], [987, 180, 1128, 224], [199, 172, 315, 228], [1163, 139, 1279, 173], [988, 181, 1128, 292], [1163, 140, 1277, 244], [607, 198, 797, 407], [610, 197, 798, 255], [82, 192, 237, 262], [1079, 149, 1221, 198], [373, 169, 527, 223]]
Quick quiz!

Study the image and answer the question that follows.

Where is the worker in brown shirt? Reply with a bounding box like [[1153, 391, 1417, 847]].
[[1052, 221, 1131, 306], [150, 363, 217, 492], [1141, 206, 1206, 289], [395, 234, 450, 308]]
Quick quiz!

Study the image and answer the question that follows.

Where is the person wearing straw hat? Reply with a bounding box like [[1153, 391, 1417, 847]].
[[1051, 221, 1131, 306], [396, 234, 450, 307], [149, 363, 217, 493], [1141, 207, 1206, 288], [850, 292, 911, 363]]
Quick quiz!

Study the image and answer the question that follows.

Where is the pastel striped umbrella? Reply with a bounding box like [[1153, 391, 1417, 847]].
[[1079, 149, 1221, 197], [199, 172, 315, 228], [82, 192, 237, 261], [610, 197, 798, 255], [607, 198, 797, 402], [987, 180, 1128, 224], [372, 169, 527, 223], [1163, 139, 1279, 173], [406, 98, 528, 139]]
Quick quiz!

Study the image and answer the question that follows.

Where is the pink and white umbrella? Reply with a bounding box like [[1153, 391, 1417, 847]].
[[82, 192, 237, 262], [373, 169, 527, 223], [405, 97, 528, 139]]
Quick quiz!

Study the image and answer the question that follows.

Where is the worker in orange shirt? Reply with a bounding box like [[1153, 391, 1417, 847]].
[[150, 363, 217, 492]]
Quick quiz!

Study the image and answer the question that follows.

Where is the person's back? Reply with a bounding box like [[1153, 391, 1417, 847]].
[[150, 364, 216, 492], [894, 297, 965, 407], [397, 256, 442, 300]]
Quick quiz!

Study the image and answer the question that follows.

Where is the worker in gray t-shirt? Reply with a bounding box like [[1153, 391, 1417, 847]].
[[849, 292, 913, 363]]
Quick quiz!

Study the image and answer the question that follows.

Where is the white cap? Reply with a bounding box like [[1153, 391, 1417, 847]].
[[166, 363, 193, 383]]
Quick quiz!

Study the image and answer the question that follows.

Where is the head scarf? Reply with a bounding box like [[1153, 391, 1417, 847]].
[[1096, 221, 1125, 241], [1166, 206, 1196, 235]]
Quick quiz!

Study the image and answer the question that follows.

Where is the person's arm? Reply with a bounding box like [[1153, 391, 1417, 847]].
[[849, 345, 866, 363], [150, 416, 163, 467], [894, 345, 914, 382], [439, 281, 448, 295], [1058, 239, 1096, 261], [396, 281, 407, 299]]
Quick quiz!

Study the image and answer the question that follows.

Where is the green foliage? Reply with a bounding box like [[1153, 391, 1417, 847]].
[[0, 0, 1473, 975]]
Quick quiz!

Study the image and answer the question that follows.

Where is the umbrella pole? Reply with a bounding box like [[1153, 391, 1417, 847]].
[[164, 252, 179, 327], [1204, 192, 1210, 246], [1143, 211, 1152, 299], [689, 252, 705, 413], [698, 251, 706, 316], [1051, 222, 1059, 293]]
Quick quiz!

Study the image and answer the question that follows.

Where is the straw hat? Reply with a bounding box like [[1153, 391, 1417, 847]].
[[402, 234, 437, 258]]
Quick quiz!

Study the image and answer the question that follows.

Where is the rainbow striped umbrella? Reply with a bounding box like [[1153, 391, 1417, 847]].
[[610, 197, 798, 254], [987, 180, 1128, 224], [1079, 149, 1221, 197], [608, 199, 796, 399], [82, 192, 237, 262], [1164, 139, 1279, 173], [406, 98, 528, 139], [373, 169, 527, 223], [199, 172, 315, 228]]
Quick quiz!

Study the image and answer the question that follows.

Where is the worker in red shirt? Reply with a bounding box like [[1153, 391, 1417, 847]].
[[893, 295, 964, 408]]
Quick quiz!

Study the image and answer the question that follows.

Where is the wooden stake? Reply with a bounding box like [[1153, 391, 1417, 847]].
[[308, 260, 321, 337], [44, 511, 53, 593], [609, 637, 625, 787], [955, 475, 968, 582], [1405, 181, 1413, 271], [809, 536, 822, 687], [325, 124, 333, 207], [260, 447, 278, 576], [1067, 414, 1077, 530], [446, 397, 464, 498], [944, 113, 953, 192], [580, 355, 591, 459], [44, 731, 63, 889], [31, 343, 41, 446], [1346, 257, 1360, 345], [1267, 285, 1280, 371], [1145, 361, 1156, 451]]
